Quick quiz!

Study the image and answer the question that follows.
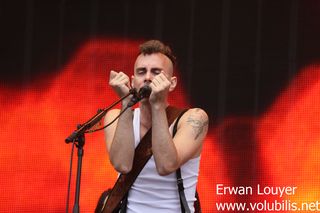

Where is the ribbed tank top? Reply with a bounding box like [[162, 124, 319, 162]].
[[126, 108, 200, 213]]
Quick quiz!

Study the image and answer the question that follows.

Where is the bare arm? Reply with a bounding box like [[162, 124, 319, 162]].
[[104, 103, 135, 174], [104, 70, 135, 174], [151, 105, 177, 175], [148, 72, 209, 175], [151, 106, 209, 176]]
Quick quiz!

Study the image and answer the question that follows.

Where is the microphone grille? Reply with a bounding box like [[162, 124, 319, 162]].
[[139, 85, 152, 98]]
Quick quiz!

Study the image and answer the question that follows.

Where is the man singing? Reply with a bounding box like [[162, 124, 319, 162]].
[[104, 40, 208, 212]]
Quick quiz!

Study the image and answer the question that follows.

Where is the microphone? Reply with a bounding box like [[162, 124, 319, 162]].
[[138, 85, 152, 99], [127, 85, 152, 107]]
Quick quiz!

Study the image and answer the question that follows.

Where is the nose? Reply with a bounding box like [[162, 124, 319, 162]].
[[144, 71, 152, 82]]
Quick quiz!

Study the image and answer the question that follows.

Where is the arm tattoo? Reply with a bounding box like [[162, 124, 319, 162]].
[[186, 110, 209, 140]]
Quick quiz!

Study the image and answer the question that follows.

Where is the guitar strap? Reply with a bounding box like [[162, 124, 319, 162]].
[[173, 110, 201, 213], [101, 106, 185, 213]]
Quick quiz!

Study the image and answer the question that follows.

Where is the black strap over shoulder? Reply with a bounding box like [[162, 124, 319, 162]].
[[172, 109, 201, 213], [99, 106, 187, 213], [172, 109, 188, 136], [176, 168, 190, 213], [97, 107, 201, 213], [172, 109, 190, 213]]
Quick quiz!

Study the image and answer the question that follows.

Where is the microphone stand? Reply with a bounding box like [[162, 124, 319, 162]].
[[65, 89, 136, 213]]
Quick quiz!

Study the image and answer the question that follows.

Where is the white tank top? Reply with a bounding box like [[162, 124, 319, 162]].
[[126, 108, 200, 213]]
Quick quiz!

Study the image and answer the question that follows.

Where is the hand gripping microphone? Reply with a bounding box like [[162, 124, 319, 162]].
[[127, 85, 152, 107]]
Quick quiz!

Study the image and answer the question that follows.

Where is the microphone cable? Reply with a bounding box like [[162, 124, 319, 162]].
[[86, 85, 151, 133], [85, 105, 130, 133]]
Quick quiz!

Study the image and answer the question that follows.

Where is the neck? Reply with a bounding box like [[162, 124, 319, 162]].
[[139, 102, 152, 128], [139, 101, 169, 128]]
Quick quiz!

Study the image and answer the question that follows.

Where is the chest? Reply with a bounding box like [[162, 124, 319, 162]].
[[138, 121, 175, 140]]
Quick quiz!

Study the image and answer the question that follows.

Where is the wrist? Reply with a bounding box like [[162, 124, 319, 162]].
[[121, 95, 133, 109], [150, 102, 167, 111]]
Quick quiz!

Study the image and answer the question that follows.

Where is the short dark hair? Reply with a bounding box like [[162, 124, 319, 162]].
[[139, 40, 176, 65]]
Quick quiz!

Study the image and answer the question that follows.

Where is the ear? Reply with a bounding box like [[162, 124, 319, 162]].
[[169, 76, 177, 92]]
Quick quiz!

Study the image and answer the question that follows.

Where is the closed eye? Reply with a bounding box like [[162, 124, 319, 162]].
[[136, 68, 146, 75], [151, 68, 162, 75]]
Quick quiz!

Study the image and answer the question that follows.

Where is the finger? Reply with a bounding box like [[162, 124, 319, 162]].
[[114, 71, 125, 81], [109, 70, 118, 81], [117, 74, 128, 81], [160, 72, 172, 87], [118, 77, 129, 85], [110, 71, 129, 87], [160, 71, 170, 80], [157, 73, 168, 83], [156, 74, 170, 88], [152, 77, 161, 87], [149, 81, 157, 91], [126, 81, 132, 89]]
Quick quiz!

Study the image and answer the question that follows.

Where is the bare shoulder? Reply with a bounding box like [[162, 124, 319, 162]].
[[104, 108, 121, 123], [184, 108, 208, 121], [104, 108, 122, 151], [180, 108, 209, 140]]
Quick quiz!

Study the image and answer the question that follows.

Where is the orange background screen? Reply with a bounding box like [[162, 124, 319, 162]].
[[0, 39, 319, 212]]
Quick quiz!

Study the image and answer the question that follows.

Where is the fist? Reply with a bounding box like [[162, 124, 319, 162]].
[[149, 72, 171, 105], [109, 70, 131, 97]]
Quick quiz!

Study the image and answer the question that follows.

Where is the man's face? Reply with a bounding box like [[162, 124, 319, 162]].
[[132, 53, 174, 90]]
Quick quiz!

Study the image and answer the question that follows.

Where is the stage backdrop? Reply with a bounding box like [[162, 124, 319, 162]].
[[1, 0, 320, 212], [0, 38, 319, 212]]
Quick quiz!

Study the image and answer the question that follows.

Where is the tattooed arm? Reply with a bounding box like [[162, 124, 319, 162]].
[[151, 107, 209, 175], [187, 109, 209, 140], [173, 108, 209, 161]]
